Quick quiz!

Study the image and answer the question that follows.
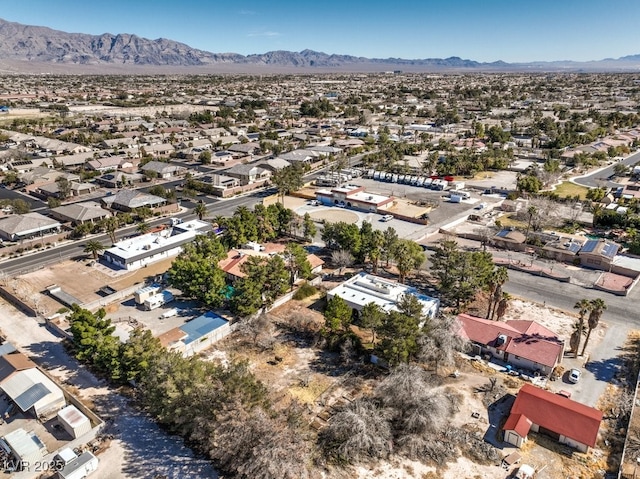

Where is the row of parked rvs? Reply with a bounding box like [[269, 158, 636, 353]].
[[368, 170, 458, 191]]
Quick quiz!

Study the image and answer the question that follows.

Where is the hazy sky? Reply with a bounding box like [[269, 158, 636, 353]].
[[2, 0, 639, 62]]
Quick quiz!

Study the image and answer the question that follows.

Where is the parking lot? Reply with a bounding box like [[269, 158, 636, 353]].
[[293, 176, 505, 241]]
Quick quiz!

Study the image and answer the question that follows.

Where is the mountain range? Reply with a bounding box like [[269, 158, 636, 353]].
[[0, 17, 639, 74]]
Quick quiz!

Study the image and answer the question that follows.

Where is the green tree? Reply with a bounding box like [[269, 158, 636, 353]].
[[284, 243, 312, 287], [381, 227, 399, 267], [198, 150, 212, 164], [487, 266, 509, 320], [572, 299, 591, 356], [360, 302, 386, 344], [581, 298, 606, 356], [68, 305, 121, 378], [324, 295, 352, 333], [55, 176, 71, 199], [194, 202, 207, 221], [392, 239, 424, 283], [271, 164, 305, 203], [73, 222, 93, 239], [516, 174, 542, 195], [168, 234, 228, 308], [136, 221, 151, 235], [321, 221, 362, 257], [103, 216, 119, 244], [83, 240, 105, 260], [120, 328, 164, 384], [302, 213, 317, 241]]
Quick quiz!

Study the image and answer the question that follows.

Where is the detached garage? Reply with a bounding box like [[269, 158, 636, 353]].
[[57, 405, 92, 439]]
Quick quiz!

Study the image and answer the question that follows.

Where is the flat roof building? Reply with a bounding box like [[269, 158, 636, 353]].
[[316, 185, 394, 212], [102, 220, 210, 271], [327, 272, 439, 319]]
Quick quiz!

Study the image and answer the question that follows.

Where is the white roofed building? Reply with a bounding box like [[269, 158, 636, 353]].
[[327, 272, 439, 320], [102, 219, 211, 270]]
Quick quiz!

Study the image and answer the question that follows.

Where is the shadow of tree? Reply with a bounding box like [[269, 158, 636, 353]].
[[483, 393, 515, 449]]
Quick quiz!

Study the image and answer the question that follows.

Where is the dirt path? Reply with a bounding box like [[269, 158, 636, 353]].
[[0, 298, 217, 479]]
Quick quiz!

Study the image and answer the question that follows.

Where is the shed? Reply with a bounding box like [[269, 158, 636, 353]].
[[57, 405, 92, 439], [55, 449, 99, 479], [3, 428, 47, 466], [134, 284, 161, 304], [1, 368, 66, 417]]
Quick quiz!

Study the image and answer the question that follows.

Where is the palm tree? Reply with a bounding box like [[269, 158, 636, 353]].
[[570, 320, 587, 357], [83, 240, 105, 260], [103, 216, 119, 244], [487, 266, 508, 320], [581, 299, 606, 356], [572, 299, 591, 356], [495, 292, 511, 321], [194, 202, 207, 221], [136, 221, 151, 235], [524, 205, 537, 242]]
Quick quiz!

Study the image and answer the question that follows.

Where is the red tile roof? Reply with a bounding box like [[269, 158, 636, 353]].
[[456, 314, 563, 368], [506, 384, 602, 447]]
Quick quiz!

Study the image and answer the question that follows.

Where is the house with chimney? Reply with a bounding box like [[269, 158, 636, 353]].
[[456, 313, 564, 376]]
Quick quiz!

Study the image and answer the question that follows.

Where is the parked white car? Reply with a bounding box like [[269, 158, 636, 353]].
[[380, 214, 394, 222], [568, 368, 581, 383]]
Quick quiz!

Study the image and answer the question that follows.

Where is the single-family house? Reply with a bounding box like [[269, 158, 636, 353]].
[[225, 164, 271, 185], [257, 157, 291, 172], [49, 201, 109, 226], [0, 213, 61, 242], [492, 229, 527, 250], [327, 272, 439, 320], [102, 190, 166, 212], [456, 313, 564, 376], [94, 171, 144, 189], [141, 160, 184, 179], [503, 384, 602, 452], [219, 242, 324, 283], [578, 239, 619, 271], [86, 156, 124, 172], [227, 142, 262, 157]]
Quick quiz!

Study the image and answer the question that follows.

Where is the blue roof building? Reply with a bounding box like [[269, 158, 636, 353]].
[[159, 311, 231, 357]]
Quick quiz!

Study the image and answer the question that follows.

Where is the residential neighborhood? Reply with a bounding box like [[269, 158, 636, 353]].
[[0, 49, 639, 479]]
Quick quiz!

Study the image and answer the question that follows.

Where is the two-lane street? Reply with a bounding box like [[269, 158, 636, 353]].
[[573, 149, 640, 188], [0, 190, 264, 276]]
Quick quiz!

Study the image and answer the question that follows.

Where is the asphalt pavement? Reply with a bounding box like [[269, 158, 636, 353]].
[[573, 149, 640, 188]]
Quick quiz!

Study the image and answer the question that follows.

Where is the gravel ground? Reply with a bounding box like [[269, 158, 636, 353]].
[[0, 298, 218, 479]]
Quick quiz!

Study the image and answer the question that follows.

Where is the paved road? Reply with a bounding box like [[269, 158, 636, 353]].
[[0, 192, 263, 276], [504, 268, 638, 327], [573, 150, 640, 188]]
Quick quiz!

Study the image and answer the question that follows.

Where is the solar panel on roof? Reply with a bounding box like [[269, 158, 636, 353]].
[[568, 242, 581, 254], [602, 242, 619, 258], [580, 240, 598, 253], [496, 230, 510, 238]]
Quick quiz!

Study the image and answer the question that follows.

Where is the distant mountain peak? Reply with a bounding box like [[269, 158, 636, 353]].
[[0, 17, 638, 73]]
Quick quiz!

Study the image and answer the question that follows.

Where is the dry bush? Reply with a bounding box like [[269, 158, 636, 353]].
[[320, 399, 392, 463]]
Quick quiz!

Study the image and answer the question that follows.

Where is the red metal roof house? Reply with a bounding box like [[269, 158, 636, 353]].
[[503, 384, 602, 452]]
